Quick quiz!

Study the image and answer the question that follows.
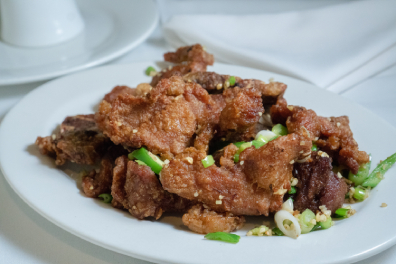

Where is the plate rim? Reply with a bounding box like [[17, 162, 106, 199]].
[[1, 61, 396, 264]]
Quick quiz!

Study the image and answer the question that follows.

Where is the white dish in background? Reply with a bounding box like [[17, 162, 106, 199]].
[[0, 62, 396, 264], [0, 0, 158, 86]]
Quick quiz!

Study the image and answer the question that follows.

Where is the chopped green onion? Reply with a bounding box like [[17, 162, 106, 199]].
[[272, 227, 284, 236], [311, 143, 318, 151], [353, 186, 369, 201], [135, 160, 147, 166], [252, 140, 265, 149], [349, 155, 371, 186], [228, 76, 236, 86], [129, 147, 164, 174], [272, 124, 288, 136], [204, 232, 240, 244], [362, 152, 396, 188], [334, 208, 349, 217], [318, 216, 332, 229], [98, 193, 113, 203], [311, 224, 321, 232], [202, 155, 215, 168], [299, 209, 316, 234], [233, 141, 246, 148], [145, 66, 156, 76], [234, 142, 252, 162], [288, 186, 297, 194], [255, 130, 278, 143], [247, 225, 269, 236]]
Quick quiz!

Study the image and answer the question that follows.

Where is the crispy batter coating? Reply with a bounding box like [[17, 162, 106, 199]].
[[160, 146, 284, 216], [35, 114, 111, 165], [270, 99, 369, 174], [96, 76, 221, 159], [241, 132, 312, 192], [104, 86, 136, 104], [182, 204, 245, 234], [293, 152, 348, 214], [219, 87, 264, 132], [111, 156, 192, 219]]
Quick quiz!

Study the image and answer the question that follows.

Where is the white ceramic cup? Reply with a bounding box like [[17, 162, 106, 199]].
[[0, 0, 85, 47]]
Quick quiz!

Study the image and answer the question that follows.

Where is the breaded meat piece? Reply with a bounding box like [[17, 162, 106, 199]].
[[164, 44, 214, 65], [81, 145, 128, 198], [160, 146, 284, 216], [241, 132, 312, 193], [36, 114, 111, 166], [292, 152, 349, 214], [270, 100, 369, 174], [182, 204, 245, 234], [111, 156, 193, 219], [183, 72, 287, 106], [96, 76, 221, 159], [151, 44, 214, 87], [219, 87, 264, 132]]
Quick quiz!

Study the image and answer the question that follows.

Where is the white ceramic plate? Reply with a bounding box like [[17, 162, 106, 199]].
[[0, 62, 396, 264], [0, 0, 158, 86]]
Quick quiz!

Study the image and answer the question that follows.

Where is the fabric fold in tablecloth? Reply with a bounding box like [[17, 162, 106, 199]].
[[163, 0, 396, 93]]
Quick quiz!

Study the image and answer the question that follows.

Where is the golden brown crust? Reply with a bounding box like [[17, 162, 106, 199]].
[[96, 76, 221, 159], [160, 146, 283, 216], [182, 204, 245, 234]]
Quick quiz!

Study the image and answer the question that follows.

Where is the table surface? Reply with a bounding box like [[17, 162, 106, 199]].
[[1, 24, 396, 264]]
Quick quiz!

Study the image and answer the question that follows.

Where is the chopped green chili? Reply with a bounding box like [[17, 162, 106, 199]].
[[98, 193, 113, 203], [362, 152, 396, 188], [145, 66, 156, 76], [204, 232, 240, 244], [272, 124, 288, 136], [202, 155, 215, 168], [348, 155, 371, 186], [288, 186, 297, 194], [129, 147, 164, 174], [229, 76, 236, 86]]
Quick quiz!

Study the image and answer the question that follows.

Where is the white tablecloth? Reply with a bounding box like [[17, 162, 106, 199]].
[[1, 25, 396, 264]]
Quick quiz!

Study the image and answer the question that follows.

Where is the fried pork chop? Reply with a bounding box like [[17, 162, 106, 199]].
[[271, 99, 369, 174], [111, 156, 193, 219], [35, 114, 111, 166], [96, 76, 221, 159]]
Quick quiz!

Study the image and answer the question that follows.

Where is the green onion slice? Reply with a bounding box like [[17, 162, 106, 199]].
[[348, 155, 371, 186], [362, 152, 396, 188], [299, 209, 316, 234], [318, 216, 332, 229], [353, 186, 369, 201], [311, 143, 318, 151], [204, 232, 240, 244], [145, 66, 156, 76], [234, 142, 252, 162], [202, 155, 215, 168], [98, 193, 113, 203], [233, 141, 246, 148], [252, 140, 265, 149], [288, 186, 297, 194], [129, 147, 164, 174], [272, 227, 284, 236], [334, 208, 349, 218], [229, 76, 236, 86], [272, 124, 288, 136]]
